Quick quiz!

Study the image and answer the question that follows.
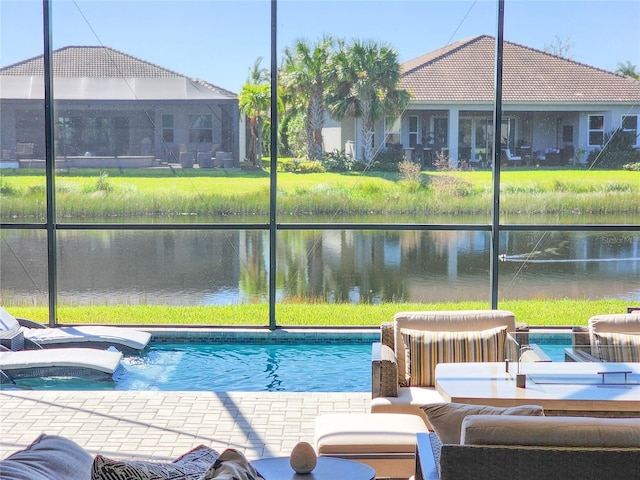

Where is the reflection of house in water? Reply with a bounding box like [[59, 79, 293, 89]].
[[0, 46, 239, 166]]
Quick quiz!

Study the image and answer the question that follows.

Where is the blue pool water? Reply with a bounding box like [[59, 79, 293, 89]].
[[4, 342, 372, 392], [528, 333, 573, 362]]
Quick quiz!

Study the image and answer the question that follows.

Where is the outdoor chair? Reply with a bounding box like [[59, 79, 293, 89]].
[[370, 310, 517, 426], [588, 312, 640, 362], [500, 148, 522, 166], [0, 306, 151, 355]]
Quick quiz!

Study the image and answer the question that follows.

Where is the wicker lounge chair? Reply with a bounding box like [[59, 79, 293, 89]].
[[0, 306, 150, 355], [371, 310, 518, 426], [0, 346, 123, 383], [569, 312, 640, 362]]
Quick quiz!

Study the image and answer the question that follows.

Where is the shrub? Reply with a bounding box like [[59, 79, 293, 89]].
[[398, 160, 423, 191], [0, 178, 19, 196], [623, 162, 640, 171], [370, 144, 404, 172], [321, 149, 358, 172], [587, 128, 640, 168], [429, 175, 473, 197], [278, 158, 325, 173]]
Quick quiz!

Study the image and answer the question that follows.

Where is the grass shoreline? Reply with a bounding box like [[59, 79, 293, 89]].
[[2, 168, 639, 219], [7, 299, 633, 328]]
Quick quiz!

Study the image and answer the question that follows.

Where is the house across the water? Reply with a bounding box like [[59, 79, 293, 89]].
[[0, 46, 239, 168], [327, 35, 640, 167]]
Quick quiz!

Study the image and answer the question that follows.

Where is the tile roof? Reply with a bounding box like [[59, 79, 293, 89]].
[[401, 35, 640, 104], [0, 46, 236, 97]]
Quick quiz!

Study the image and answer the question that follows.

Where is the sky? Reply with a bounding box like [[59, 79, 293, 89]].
[[1, 0, 639, 93]]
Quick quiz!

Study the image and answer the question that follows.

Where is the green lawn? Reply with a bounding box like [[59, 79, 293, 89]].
[[8, 298, 632, 328]]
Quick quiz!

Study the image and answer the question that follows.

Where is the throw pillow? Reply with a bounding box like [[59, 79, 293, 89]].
[[420, 402, 544, 444], [593, 331, 640, 362], [91, 444, 219, 480], [198, 448, 264, 480], [401, 326, 507, 387], [0, 434, 93, 480]]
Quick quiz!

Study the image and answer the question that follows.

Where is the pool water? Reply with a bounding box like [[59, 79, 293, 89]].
[[4, 342, 372, 392], [528, 333, 573, 362]]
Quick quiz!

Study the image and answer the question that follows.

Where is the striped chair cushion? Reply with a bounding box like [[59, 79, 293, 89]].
[[401, 326, 507, 387], [594, 332, 640, 362]]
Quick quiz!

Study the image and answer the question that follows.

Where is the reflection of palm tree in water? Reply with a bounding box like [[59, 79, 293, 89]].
[[264, 347, 283, 391]]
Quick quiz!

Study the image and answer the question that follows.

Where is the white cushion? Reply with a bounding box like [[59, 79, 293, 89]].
[[370, 386, 444, 427], [315, 413, 428, 454], [23, 326, 151, 351], [461, 415, 640, 447]]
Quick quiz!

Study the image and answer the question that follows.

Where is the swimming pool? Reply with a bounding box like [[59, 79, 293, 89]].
[[3, 342, 373, 392]]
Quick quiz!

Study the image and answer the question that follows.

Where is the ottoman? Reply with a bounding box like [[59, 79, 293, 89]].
[[315, 413, 429, 480]]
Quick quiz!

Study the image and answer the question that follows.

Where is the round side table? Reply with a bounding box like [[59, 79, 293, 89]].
[[252, 456, 375, 480]]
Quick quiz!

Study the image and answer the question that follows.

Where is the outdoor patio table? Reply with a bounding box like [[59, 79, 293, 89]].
[[435, 362, 640, 417], [252, 456, 375, 480]]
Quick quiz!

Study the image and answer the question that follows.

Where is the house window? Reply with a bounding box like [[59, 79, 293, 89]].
[[622, 115, 639, 147], [409, 116, 418, 148], [189, 114, 213, 143], [162, 115, 174, 143], [588, 115, 605, 146], [384, 116, 401, 146]]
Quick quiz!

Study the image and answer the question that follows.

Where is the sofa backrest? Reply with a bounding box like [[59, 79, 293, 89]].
[[438, 415, 640, 480], [393, 310, 516, 386], [588, 313, 640, 360], [460, 415, 640, 448]]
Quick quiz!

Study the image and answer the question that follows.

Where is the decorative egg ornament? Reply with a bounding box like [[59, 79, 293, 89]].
[[289, 441, 317, 474]]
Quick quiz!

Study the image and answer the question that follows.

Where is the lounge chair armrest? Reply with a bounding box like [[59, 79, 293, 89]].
[[372, 342, 399, 398], [16, 317, 46, 329]]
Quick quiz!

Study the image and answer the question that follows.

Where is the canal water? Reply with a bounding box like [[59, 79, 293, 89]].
[[2, 225, 639, 306]]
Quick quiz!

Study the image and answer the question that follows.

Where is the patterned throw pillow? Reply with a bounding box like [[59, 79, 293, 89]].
[[594, 332, 640, 362], [91, 445, 219, 480], [401, 326, 507, 387]]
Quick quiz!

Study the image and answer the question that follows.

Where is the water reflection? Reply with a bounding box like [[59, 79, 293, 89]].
[[1, 229, 638, 305]]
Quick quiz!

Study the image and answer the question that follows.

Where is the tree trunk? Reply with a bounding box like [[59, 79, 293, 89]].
[[360, 99, 375, 163], [256, 117, 264, 168], [308, 91, 325, 161]]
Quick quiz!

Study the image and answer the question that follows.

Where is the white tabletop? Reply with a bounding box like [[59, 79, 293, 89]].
[[435, 362, 640, 413]]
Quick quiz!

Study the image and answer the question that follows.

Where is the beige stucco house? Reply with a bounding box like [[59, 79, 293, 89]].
[[328, 35, 640, 167]]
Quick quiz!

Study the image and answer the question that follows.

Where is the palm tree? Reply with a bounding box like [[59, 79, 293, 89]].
[[616, 61, 639, 79], [281, 36, 335, 161], [327, 39, 410, 163], [239, 58, 270, 167]]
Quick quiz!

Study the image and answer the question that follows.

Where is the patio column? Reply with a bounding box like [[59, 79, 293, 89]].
[[448, 108, 460, 167]]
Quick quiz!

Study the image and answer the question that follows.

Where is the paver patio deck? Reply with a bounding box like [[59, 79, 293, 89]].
[[0, 390, 371, 462]]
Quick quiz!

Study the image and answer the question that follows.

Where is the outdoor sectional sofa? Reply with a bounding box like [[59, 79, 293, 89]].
[[416, 415, 640, 480]]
